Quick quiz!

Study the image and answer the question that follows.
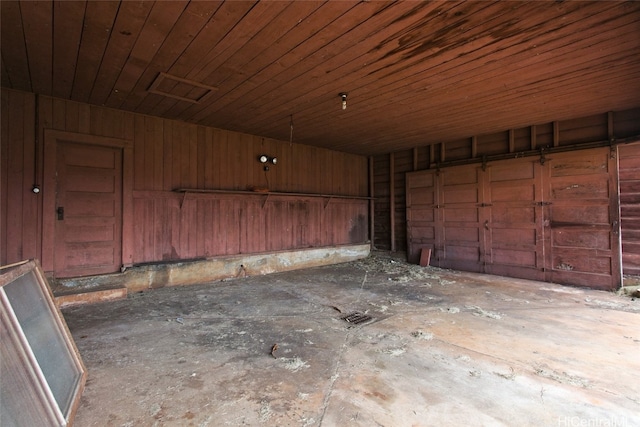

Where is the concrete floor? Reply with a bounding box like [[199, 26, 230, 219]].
[[63, 253, 640, 427]]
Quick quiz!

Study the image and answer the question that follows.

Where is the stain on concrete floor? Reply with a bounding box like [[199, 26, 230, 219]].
[[63, 253, 640, 426]]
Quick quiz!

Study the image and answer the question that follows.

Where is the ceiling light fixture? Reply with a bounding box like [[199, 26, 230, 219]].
[[339, 92, 348, 110]]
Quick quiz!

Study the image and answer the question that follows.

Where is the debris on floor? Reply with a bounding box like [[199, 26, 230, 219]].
[[62, 254, 640, 427]]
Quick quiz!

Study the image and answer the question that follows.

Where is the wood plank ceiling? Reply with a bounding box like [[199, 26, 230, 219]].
[[1, 1, 639, 156]]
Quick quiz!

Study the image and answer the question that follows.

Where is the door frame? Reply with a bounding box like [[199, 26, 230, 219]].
[[42, 130, 133, 276]]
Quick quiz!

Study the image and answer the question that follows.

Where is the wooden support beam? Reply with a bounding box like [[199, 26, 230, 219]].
[[389, 152, 395, 252], [608, 111, 614, 141], [553, 121, 560, 147], [440, 142, 446, 163], [509, 129, 515, 153], [369, 156, 375, 248], [413, 147, 419, 171], [471, 136, 478, 158], [531, 125, 537, 150], [429, 144, 436, 168]]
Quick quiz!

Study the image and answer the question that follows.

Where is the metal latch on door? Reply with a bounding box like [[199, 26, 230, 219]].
[[57, 207, 64, 220]]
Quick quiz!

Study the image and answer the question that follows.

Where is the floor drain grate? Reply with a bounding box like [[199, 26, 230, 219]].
[[341, 311, 374, 326]]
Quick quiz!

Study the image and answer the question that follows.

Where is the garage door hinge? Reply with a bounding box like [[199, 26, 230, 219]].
[[533, 201, 552, 206], [477, 203, 493, 207]]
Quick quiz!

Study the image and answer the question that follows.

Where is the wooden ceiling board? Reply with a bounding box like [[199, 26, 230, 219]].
[[20, 1, 53, 96], [173, 1, 378, 124], [1, 0, 638, 156], [0, 1, 31, 91], [159, 1, 330, 120], [88, 0, 154, 105], [129, 1, 256, 114], [157, 0, 299, 119], [275, 1, 640, 152], [1, 59, 10, 88], [221, 1, 598, 141], [248, 2, 533, 136], [104, 0, 190, 108], [117, 0, 225, 112], [217, 1, 456, 131], [70, 0, 120, 102], [52, 1, 86, 99]]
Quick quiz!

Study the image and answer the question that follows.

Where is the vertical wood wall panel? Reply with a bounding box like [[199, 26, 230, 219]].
[[1, 88, 369, 273], [1, 90, 37, 264]]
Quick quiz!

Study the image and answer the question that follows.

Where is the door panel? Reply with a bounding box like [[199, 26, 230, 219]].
[[54, 142, 122, 277]]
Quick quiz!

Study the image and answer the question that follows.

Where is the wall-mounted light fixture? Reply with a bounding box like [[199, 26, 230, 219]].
[[258, 154, 277, 171], [339, 92, 348, 110]]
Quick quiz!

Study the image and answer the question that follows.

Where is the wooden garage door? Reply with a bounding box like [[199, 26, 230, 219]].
[[406, 165, 485, 272], [483, 158, 545, 281], [544, 149, 621, 289], [438, 165, 484, 272], [54, 141, 122, 278], [406, 171, 438, 265], [406, 147, 621, 290]]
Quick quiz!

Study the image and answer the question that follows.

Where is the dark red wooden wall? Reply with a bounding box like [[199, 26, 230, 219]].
[[1, 89, 369, 274]]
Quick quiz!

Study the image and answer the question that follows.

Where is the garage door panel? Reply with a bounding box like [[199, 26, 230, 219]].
[[491, 184, 535, 201], [444, 245, 480, 262], [550, 205, 610, 224], [445, 227, 479, 242], [489, 162, 536, 181], [491, 228, 536, 249], [552, 250, 612, 275], [410, 226, 435, 240], [491, 206, 536, 223], [409, 208, 435, 222], [442, 187, 478, 204], [410, 189, 436, 205], [552, 229, 611, 250], [548, 154, 610, 177], [444, 167, 478, 185], [443, 208, 479, 222], [550, 177, 609, 200], [493, 248, 537, 267]]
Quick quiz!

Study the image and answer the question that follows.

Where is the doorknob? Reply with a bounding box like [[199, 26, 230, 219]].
[[57, 206, 64, 220]]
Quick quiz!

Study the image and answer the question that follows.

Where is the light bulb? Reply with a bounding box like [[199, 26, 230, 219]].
[[339, 93, 348, 110]]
